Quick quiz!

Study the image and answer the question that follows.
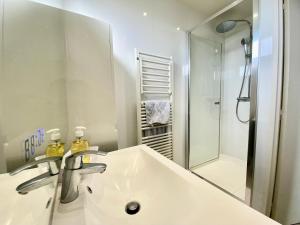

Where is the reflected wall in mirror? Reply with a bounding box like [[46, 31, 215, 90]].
[[0, 1, 117, 224], [0, 0, 117, 173]]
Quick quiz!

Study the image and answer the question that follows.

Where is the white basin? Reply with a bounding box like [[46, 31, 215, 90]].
[[53, 145, 280, 225], [0, 168, 58, 225]]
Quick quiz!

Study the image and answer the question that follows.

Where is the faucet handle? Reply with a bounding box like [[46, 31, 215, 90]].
[[65, 150, 107, 170], [10, 156, 62, 176], [69, 150, 107, 158]]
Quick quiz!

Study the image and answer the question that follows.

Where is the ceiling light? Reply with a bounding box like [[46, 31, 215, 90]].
[[143, 12, 148, 16], [176, 27, 181, 31]]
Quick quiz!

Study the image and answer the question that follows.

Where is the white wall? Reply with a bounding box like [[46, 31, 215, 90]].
[[220, 26, 250, 161], [32, 0, 203, 166], [251, 0, 283, 215], [272, 1, 300, 224]]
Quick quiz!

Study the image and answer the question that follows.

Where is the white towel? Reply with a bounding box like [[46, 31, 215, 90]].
[[145, 100, 170, 125]]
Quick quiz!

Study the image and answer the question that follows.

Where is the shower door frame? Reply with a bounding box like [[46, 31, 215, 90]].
[[188, 35, 223, 169], [185, 0, 259, 205]]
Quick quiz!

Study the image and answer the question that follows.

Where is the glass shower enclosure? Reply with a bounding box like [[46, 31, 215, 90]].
[[188, 0, 253, 203], [189, 37, 222, 167]]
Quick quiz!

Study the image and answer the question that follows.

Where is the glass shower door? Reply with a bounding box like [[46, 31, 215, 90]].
[[189, 35, 222, 168]]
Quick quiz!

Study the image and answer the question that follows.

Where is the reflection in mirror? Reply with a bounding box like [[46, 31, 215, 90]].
[[0, 1, 117, 224], [0, 0, 117, 172]]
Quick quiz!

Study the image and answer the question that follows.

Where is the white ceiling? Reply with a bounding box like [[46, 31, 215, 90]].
[[177, 0, 240, 16]]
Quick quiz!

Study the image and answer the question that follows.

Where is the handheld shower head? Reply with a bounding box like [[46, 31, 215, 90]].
[[241, 37, 252, 56], [241, 37, 251, 46]]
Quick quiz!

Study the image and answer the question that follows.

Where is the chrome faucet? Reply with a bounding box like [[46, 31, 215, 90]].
[[60, 150, 107, 204], [10, 156, 62, 194]]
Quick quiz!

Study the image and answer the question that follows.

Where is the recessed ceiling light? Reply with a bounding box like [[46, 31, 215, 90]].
[[143, 12, 148, 16], [176, 27, 181, 31]]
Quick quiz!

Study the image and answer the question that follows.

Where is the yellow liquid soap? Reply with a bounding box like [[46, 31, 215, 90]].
[[71, 139, 89, 163], [46, 142, 64, 157]]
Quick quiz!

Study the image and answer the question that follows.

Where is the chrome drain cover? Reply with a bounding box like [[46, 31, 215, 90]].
[[125, 201, 140, 215]]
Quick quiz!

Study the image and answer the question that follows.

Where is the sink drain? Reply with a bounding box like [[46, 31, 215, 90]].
[[125, 201, 140, 215]]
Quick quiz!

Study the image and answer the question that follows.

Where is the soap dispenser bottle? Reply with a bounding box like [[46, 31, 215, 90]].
[[71, 126, 89, 162], [46, 128, 65, 157]]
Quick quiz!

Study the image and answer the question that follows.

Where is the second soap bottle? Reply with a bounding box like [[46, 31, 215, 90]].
[[71, 126, 90, 163]]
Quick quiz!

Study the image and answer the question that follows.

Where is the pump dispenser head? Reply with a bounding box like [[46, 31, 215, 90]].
[[75, 126, 86, 138], [46, 128, 61, 141]]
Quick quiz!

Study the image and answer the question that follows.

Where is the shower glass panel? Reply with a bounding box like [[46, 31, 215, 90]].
[[189, 36, 222, 168], [188, 0, 253, 202]]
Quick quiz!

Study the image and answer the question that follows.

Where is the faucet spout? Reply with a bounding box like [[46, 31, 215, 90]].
[[80, 162, 107, 174], [16, 171, 58, 194], [10, 156, 62, 194], [60, 150, 107, 204]]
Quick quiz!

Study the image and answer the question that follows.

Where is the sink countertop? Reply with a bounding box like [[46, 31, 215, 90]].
[[52, 145, 281, 225], [0, 168, 57, 225]]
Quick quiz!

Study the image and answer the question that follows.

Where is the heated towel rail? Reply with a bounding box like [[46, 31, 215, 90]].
[[136, 50, 174, 160]]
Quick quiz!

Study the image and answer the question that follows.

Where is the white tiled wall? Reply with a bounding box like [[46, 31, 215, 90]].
[[220, 26, 250, 161]]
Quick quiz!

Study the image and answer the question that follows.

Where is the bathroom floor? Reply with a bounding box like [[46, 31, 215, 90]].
[[192, 154, 247, 200]]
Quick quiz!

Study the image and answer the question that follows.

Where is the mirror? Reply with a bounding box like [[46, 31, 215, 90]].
[[0, 1, 117, 224], [0, 0, 117, 172]]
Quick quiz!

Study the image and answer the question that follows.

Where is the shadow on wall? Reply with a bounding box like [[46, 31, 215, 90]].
[[114, 56, 138, 148]]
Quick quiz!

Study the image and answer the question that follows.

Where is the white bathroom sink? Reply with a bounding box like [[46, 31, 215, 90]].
[[53, 145, 280, 225], [0, 168, 57, 225]]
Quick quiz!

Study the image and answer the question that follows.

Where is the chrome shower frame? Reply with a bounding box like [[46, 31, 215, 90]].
[[185, 0, 259, 206]]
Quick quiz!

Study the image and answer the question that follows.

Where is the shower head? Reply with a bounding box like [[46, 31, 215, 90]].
[[216, 20, 237, 33], [216, 20, 252, 33]]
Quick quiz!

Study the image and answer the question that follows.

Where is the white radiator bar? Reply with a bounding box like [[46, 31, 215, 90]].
[[136, 50, 174, 160], [143, 78, 169, 83], [142, 72, 169, 77], [141, 132, 172, 140], [142, 66, 170, 71], [139, 52, 170, 60], [142, 59, 170, 66]]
